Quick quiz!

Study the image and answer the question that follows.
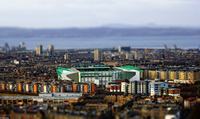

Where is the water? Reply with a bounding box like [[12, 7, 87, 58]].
[[0, 35, 200, 49]]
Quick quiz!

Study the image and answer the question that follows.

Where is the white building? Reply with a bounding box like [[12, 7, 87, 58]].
[[149, 81, 168, 96], [121, 82, 129, 93], [94, 49, 101, 61]]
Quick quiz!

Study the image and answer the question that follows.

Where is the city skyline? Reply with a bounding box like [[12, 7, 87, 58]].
[[1, 0, 200, 118], [0, 0, 200, 28]]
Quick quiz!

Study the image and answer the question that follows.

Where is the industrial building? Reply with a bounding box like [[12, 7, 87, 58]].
[[56, 65, 142, 86], [0, 92, 82, 105]]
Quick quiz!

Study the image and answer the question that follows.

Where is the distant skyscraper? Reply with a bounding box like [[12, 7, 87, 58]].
[[47, 44, 54, 56], [19, 42, 26, 50], [35, 45, 43, 56], [64, 53, 69, 60], [94, 49, 101, 61], [4, 42, 10, 52]]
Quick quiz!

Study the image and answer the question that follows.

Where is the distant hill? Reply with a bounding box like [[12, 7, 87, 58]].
[[0, 27, 200, 38]]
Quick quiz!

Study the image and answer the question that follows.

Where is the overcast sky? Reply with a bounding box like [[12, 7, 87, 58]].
[[0, 0, 199, 28]]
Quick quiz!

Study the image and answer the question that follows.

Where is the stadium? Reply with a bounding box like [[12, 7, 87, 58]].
[[56, 65, 142, 86]]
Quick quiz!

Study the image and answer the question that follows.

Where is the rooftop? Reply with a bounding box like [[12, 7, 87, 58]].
[[57, 65, 143, 73], [115, 65, 142, 72], [57, 67, 73, 73]]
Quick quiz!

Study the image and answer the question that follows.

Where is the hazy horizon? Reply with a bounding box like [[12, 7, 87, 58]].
[[1, 36, 200, 50], [1, 24, 200, 29]]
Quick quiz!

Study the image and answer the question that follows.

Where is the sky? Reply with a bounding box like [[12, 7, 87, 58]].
[[0, 0, 200, 28]]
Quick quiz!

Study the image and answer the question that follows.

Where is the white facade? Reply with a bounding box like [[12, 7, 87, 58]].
[[129, 70, 140, 81], [25, 84, 29, 92], [149, 81, 168, 96], [121, 82, 128, 93], [43, 85, 47, 93]]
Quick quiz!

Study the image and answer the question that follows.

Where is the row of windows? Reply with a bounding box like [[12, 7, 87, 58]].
[[80, 71, 135, 80]]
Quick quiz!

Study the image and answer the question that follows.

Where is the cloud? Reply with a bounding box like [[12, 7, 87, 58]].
[[0, 0, 199, 27]]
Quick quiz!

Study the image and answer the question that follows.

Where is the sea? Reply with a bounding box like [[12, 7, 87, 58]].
[[0, 35, 200, 49]]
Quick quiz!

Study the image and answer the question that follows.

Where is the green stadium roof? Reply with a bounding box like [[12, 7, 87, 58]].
[[115, 65, 143, 72], [56, 65, 143, 75], [57, 67, 73, 72], [56, 67, 76, 76]]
